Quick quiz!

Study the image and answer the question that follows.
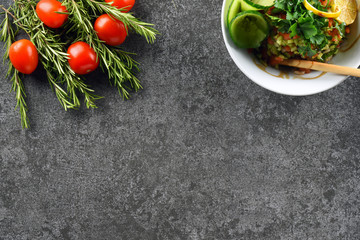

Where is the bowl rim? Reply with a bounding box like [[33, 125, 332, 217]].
[[220, 0, 352, 96]]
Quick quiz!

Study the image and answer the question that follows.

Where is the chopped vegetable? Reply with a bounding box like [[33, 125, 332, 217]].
[[229, 11, 269, 49]]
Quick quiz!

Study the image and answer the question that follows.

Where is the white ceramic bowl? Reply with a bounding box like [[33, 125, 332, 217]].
[[221, 0, 360, 96]]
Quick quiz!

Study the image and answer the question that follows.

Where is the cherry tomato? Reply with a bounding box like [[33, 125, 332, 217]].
[[67, 42, 99, 75], [94, 14, 127, 46], [105, 0, 135, 12], [36, 0, 68, 28], [9, 39, 38, 74]]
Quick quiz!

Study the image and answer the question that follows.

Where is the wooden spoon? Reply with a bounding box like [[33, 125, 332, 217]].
[[280, 59, 360, 77]]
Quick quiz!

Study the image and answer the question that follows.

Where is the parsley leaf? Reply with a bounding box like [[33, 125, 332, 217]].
[[298, 15, 317, 39], [274, 0, 287, 11], [310, 34, 326, 45], [289, 23, 298, 38]]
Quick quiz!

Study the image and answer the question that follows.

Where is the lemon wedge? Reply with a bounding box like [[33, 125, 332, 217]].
[[303, 0, 341, 18], [333, 0, 357, 25]]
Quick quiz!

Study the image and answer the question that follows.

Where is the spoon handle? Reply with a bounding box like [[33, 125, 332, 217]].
[[280, 59, 360, 77]]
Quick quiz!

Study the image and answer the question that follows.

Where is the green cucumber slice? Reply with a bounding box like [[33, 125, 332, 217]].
[[240, 0, 274, 11], [227, 0, 241, 27], [229, 10, 269, 48]]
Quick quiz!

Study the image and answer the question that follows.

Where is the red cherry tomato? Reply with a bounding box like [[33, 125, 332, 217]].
[[9, 39, 38, 74], [105, 0, 135, 12], [94, 14, 127, 46], [67, 42, 99, 75], [36, 0, 68, 28]]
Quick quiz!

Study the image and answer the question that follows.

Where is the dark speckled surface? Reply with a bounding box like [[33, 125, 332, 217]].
[[1, 0, 360, 239]]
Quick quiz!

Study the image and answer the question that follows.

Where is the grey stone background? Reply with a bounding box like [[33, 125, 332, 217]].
[[1, 0, 360, 239]]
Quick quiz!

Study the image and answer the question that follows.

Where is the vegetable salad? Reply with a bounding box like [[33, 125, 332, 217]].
[[256, 0, 349, 68], [227, 0, 357, 73]]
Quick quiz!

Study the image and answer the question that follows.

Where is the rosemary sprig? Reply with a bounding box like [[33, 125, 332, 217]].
[[12, 0, 101, 109], [10, 68, 29, 128], [63, 0, 156, 99], [0, 0, 158, 127], [0, 9, 29, 128], [85, 0, 158, 44]]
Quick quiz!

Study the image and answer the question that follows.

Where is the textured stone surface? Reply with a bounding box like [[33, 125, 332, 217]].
[[1, 0, 360, 239]]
